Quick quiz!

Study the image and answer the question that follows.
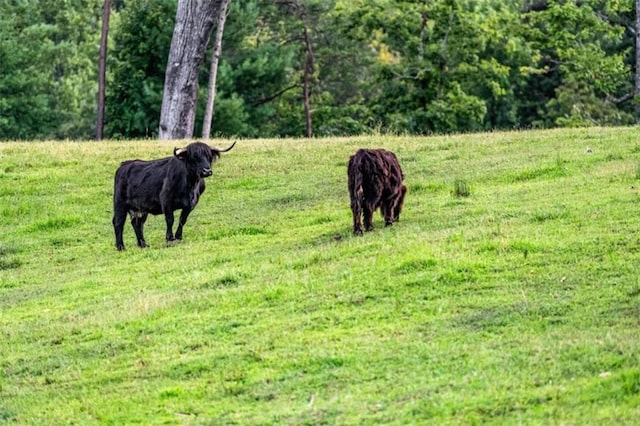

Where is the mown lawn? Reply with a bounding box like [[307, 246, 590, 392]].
[[1, 127, 640, 424]]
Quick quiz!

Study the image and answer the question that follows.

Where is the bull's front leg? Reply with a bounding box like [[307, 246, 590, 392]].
[[164, 210, 176, 241], [381, 199, 396, 227], [393, 185, 407, 222], [174, 208, 193, 241]]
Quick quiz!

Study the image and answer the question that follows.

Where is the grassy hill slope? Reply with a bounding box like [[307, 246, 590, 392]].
[[1, 128, 640, 424]]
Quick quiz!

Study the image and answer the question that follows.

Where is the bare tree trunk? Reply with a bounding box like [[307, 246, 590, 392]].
[[635, 0, 640, 120], [302, 20, 314, 138], [96, 0, 112, 141], [419, 11, 428, 111], [275, 0, 315, 137], [202, 0, 231, 139], [419, 12, 427, 63], [159, 0, 222, 140]]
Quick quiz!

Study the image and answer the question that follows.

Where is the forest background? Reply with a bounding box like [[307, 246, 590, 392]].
[[1, 0, 640, 141]]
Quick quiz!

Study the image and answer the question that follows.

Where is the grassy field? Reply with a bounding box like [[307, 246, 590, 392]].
[[1, 127, 640, 424]]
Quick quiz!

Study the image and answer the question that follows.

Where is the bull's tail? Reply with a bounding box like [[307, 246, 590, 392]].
[[112, 164, 130, 250]]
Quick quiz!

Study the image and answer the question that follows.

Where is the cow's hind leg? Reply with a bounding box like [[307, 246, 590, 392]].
[[363, 203, 375, 232], [131, 213, 148, 248], [113, 208, 128, 250], [352, 210, 363, 235], [350, 196, 363, 235]]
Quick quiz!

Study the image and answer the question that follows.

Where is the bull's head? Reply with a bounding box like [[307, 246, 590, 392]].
[[174, 141, 236, 178]]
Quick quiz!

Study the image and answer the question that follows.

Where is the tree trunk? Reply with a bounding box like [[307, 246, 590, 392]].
[[159, 0, 222, 140], [96, 0, 112, 141], [419, 11, 428, 111], [202, 0, 231, 140], [275, 0, 315, 137], [635, 0, 640, 120], [302, 20, 314, 138]]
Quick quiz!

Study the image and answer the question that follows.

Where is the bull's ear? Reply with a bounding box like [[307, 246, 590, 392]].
[[174, 147, 187, 160]]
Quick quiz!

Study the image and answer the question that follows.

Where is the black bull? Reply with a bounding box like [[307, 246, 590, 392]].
[[112, 141, 235, 250], [348, 148, 407, 235]]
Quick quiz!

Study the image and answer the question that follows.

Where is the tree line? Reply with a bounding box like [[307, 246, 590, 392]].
[[1, 0, 639, 141]]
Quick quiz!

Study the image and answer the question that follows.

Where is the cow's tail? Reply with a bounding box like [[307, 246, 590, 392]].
[[348, 152, 365, 234], [352, 158, 364, 194], [112, 163, 130, 250], [348, 153, 364, 203]]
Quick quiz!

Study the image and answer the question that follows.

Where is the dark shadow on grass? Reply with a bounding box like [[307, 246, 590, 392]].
[[0, 244, 21, 271]]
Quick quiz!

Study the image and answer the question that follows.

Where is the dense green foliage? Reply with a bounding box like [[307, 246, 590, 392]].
[[105, 0, 176, 139], [2, 127, 640, 423], [0, 0, 638, 139], [0, 0, 103, 139]]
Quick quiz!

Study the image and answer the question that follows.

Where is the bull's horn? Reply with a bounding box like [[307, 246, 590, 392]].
[[216, 141, 236, 153], [174, 147, 187, 157]]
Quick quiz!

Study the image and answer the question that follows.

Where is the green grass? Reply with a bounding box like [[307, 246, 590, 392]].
[[1, 127, 640, 424]]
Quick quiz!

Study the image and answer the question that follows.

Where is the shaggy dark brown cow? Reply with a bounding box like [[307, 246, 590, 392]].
[[347, 148, 407, 235], [112, 141, 235, 250]]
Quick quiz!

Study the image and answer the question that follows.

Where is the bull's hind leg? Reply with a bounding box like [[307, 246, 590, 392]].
[[113, 208, 128, 250], [131, 212, 148, 248]]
